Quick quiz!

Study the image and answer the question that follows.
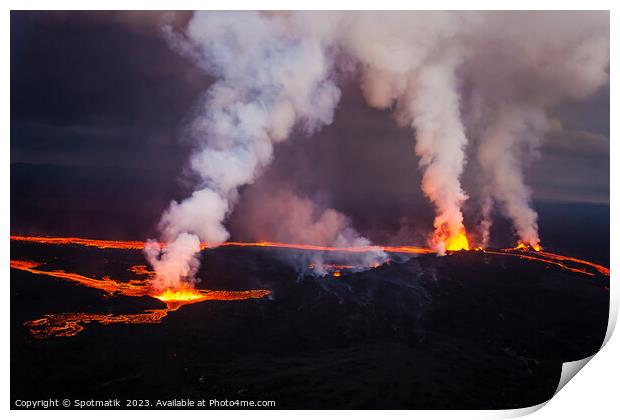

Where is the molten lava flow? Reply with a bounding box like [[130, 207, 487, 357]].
[[11, 235, 435, 255], [474, 243, 608, 278], [10, 259, 271, 304], [23, 288, 273, 339], [13, 234, 608, 339], [481, 246, 610, 277], [445, 231, 470, 251], [11, 259, 271, 338], [11, 260, 149, 297], [10, 235, 148, 250], [11, 234, 608, 286], [130, 264, 155, 276], [153, 287, 207, 303], [24, 310, 172, 339], [532, 249, 609, 277], [9, 260, 41, 270]]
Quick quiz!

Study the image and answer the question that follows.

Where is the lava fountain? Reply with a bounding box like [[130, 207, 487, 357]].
[[445, 230, 470, 252]]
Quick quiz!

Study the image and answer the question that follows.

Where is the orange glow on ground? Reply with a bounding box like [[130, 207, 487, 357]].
[[533, 249, 609, 277], [481, 247, 609, 277], [129, 264, 155, 276], [10, 235, 148, 250], [11, 235, 609, 279], [11, 232, 608, 335], [10, 260, 149, 297], [23, 288, 273, 339], [9, 260, 41, 270], [11, 258, 271, 338], [11, 234, 609, 338], [24, 310, 172, 339], [11, 235, 435, 255]]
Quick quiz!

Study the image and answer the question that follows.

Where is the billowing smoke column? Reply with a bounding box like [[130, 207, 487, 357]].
[[406, 61, 470, 253], [477, 106, 548, 250], [146, 11, 354, 290], [463, 11, 609, 249], [342, 12, 475, 254], [146, 11, 608, 289], [339, 11, 607, 252]]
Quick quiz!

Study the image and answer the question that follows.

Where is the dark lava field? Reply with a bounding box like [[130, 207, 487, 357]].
[[10, 241, 609, 409]]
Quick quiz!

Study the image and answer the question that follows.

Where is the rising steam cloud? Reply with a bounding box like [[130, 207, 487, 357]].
[[146, 11, 608, 289], [232, 184, 388, 276], [146, 11, 344, 289]]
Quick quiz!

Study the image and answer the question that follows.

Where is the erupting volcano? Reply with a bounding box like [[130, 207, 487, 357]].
[[11, 230, 610, 407], [11, 234, 610, 280], [10, 10, 609, 410], [11, 233, 609, 340], [444, 230, 470, 252], [10, 245, 272, 338]]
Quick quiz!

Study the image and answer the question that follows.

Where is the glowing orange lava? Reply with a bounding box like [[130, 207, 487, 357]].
[[153, 287, 208, 303], [11, 235, 609, 279], [515, 242, 542, 252], [11, 232, 609, 337], [11, 258, 271, 338], [481, 246, 609, 277], [9, 260, 41, 270], [10, 260, 149, 297], [11, 235, 435, 255], [445, 231, 470, 251], [24, 310, 172, 339], [130, 264, 154, 276], [10, 235, 148, 250], [533, 249, 609, 277]]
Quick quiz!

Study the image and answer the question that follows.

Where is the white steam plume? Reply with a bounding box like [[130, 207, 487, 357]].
[[344, 11, 607, 250], [144, 232, 201, 291], [341, 12, 474, 253], [146, 11, 608, 286], [146, 11, 342, 289], [406, 59, 469, 253], [463, 12, 609, 248], [477, 106, 548, 249], [478, 192, 493, 249]]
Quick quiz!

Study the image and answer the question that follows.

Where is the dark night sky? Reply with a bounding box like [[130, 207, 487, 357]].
[[10, 11, 610, 260]]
